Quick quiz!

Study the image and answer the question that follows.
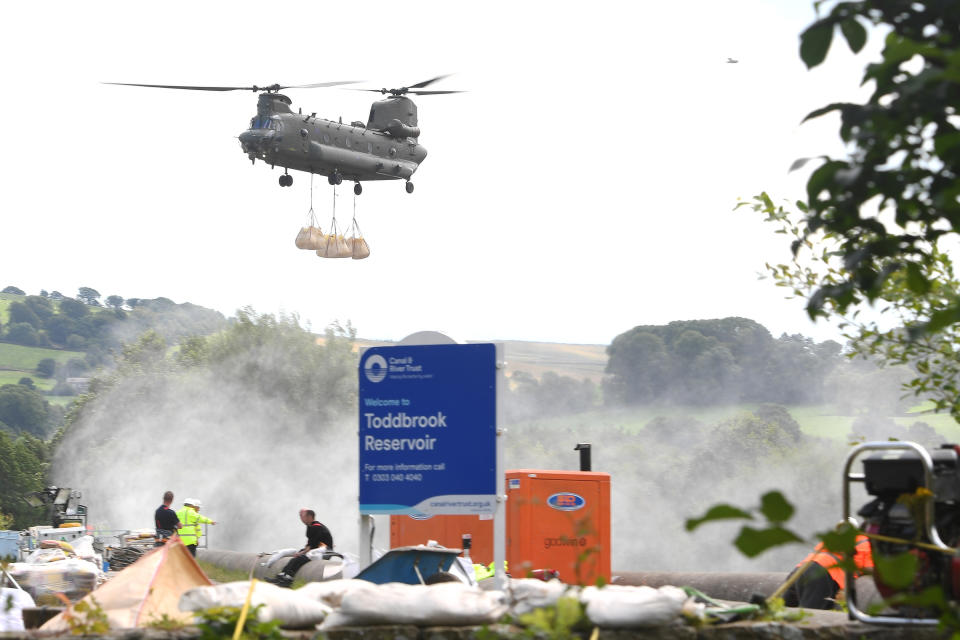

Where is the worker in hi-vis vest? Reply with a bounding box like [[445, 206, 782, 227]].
[[782, 534, 873, 609], [175, 498, 217, 557]]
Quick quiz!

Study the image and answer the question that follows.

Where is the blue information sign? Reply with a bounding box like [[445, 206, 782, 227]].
[[358, 343, 497, 515]]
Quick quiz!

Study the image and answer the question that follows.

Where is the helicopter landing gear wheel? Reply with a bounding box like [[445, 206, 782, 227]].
[[405, 181, 414, 194], [328, 173, 343, 186], [354, 183, 362, 196], [279, 174, 292, 187]]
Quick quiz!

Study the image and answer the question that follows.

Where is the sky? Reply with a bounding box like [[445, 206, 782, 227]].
[[1, 0, 876, 346]]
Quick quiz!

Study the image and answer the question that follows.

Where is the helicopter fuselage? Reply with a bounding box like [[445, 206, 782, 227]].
[[238, 93, 428, 186]]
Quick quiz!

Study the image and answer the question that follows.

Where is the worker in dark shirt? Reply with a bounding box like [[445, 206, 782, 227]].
[[266, 508, 334, 587], [154, 490, 181, 546]]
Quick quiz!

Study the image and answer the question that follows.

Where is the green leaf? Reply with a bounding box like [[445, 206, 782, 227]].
[[735, 526, 804, 558], [819, 525, 858, 555], [839, 18, 867, 53], [801, 102, 846, 123], [905, 262, 931, 294], [759, 491, 795, 524], [925, 304, 960, 334], [874, 553, 919, 590], [800, 19, 835, 69], [685, 504, 752, 532]]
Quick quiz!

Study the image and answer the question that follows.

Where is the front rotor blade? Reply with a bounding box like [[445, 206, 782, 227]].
[[282, 80, 364, 89], [409, 74, 453, 89], [103, 82, 253, 91]]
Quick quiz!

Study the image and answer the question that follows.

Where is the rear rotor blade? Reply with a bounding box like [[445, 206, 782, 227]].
[[283, 80, 364, 89], [104, 80, 364, 92]]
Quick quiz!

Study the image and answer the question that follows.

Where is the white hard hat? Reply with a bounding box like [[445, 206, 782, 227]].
[[184, 498, 201, 508]]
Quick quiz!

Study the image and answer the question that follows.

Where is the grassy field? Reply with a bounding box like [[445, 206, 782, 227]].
[[0, 370, 55, 390], [0, 341, 83, 402], [0, 342, 84, 370]]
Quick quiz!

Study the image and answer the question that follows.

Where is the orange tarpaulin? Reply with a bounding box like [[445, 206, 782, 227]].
[[40, 538, 212, 630]]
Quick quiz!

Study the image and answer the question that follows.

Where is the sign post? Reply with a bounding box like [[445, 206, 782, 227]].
[[357, 340, 504, 583]]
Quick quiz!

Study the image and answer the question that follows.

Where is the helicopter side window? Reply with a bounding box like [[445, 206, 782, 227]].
[[323, 134, 330, 144]]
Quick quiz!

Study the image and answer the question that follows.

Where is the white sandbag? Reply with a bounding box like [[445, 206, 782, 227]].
[[70, 536, 95, 558], [580, 584, 686, 628], [24, 548, 68, 564], [264, 548, 298, 568], [179, 580, 331, 629], [0, 588, 36, 631], [316, 234, 352, 258], [319, 582, 507, 628], [351, 237, 370, 259], [505, 578, 573, 616], [341, 552, 360, 579], [297, 579, 375, 608], [305, 548, 330, 561], [295, 226, 325, 250]]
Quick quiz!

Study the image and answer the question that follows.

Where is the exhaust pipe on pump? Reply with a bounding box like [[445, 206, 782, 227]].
[[575, 442, 591, 472]]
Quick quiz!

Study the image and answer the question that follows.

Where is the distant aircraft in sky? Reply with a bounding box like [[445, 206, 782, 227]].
[[727, 57, 739, 64]]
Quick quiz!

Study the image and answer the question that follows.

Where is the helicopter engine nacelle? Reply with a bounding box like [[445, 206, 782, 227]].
[[384, 119, 421, 139]]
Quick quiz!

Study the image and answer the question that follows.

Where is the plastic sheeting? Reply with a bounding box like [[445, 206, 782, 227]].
[[264, 548, 298, 568], [8, 559, 100, 604]]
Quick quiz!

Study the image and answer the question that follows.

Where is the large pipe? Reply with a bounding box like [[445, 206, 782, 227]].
[[612, 571, 788, 602], [197, 549, 341, 583]]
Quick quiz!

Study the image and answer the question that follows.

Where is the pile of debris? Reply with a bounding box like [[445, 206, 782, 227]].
[[105, 546, 144, 570]]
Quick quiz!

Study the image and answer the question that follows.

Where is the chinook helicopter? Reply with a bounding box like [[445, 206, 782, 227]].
[[105, 76, 462, 195]]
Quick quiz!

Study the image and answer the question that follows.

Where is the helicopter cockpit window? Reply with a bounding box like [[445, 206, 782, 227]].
[[249, 116, 280, 131]]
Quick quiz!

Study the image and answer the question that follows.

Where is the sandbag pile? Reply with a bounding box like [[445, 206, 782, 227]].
[[176, 575, 697, 631], [306, 579, 691, 631], [7, 559, 101, 604], [9, 535, 105, 604], [180, 581, 332, 629]]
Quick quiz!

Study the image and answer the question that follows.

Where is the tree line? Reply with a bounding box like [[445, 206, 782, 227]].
[[0, 285, 225, 359], [603, 317, 844, 406]]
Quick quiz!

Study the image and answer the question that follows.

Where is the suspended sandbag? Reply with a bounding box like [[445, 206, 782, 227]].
[[349, 217, 370, 259], [295, 207, 324, 250], [317, 214, 352, 258], [317, 234, 352, 258], [351, 238, 370, 259], [295, 226, 324, 250]]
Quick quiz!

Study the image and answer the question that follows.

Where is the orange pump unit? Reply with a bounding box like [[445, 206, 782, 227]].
[[390, 468, 611, 584]]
